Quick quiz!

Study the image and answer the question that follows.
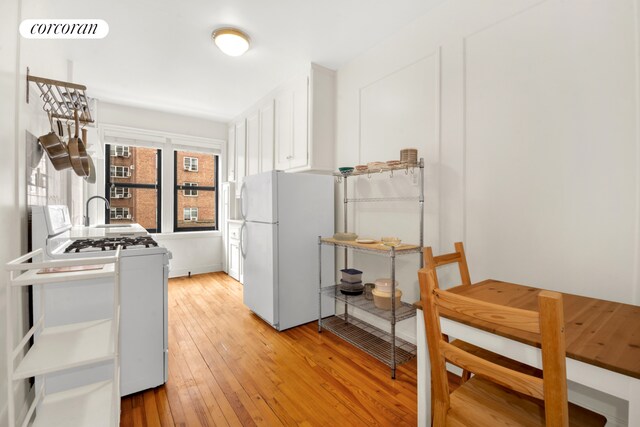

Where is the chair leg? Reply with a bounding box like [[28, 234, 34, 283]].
[[460, 369, 471, 384]]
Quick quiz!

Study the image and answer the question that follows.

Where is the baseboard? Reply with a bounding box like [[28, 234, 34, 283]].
[[169, 263, 223, 278]]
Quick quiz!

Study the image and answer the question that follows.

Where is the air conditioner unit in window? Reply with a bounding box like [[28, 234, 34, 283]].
[[125, 215, 132, 219], [113, 195, 122, 199], [125, 194, 132, 198], [191, 217, 198, 222]]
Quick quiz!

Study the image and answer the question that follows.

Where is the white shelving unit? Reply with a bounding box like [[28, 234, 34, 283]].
[[5, 248, 121, 427]]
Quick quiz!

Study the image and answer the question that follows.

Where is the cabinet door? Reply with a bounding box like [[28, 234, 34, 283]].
[[290, 75, 309, 169], [274, 87, 293, 170], [227, 125, 236, 181], [228, 239, 240, 281], [260, 100, 275, 173], [246, 111, 260, 176], [235, 120, 247, 197]]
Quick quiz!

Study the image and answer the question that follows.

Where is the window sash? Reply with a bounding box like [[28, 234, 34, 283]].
[[110, 187, 131, 198], [110, 165, 130, 178], [183, 182, 198, 196], [183, 157, 198, 171], [110, 207, 130, 219], [183, 207, 198, 221], [112, 145, 130, 157]]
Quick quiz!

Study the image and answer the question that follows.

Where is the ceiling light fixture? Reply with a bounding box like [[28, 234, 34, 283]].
[[212, 27, 250, 57]]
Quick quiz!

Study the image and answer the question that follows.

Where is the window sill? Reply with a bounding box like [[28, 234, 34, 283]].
[[152, 230, 221, 240]]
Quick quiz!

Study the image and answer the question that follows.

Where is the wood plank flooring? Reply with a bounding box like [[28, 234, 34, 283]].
[[120, 272, 418, 426]]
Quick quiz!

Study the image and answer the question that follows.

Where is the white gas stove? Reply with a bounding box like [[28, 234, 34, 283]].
[[30, 205, 170, 396]]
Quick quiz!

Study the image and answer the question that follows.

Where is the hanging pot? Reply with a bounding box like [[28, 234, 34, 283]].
[[38, 111, 72, 171], [68, 109, 90, 177], [85, 152, 96, 184]]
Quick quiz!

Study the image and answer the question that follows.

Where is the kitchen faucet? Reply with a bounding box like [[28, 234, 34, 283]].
[[84, 196, 110, 226]]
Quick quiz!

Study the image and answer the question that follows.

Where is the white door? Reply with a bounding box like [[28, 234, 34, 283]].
[[241, 171, 277, 223], [242, 221, 277, 327]]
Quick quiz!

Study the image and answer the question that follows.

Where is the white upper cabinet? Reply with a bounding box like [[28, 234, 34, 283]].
[[246, 110, 260, 176], [275, 84, 294, 170], [234, 119, 246, 196], [229, 63, 335, 182], [227, 125, 236, 181], [260, 100, 275, 173], [275, 65, 335, 173]]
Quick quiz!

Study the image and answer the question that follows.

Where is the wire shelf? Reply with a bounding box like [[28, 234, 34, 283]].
[[320, 238, 422, 255], [345, 196, 420, 203], [321, 314, 416, 367], [322, 286, 416, 322]]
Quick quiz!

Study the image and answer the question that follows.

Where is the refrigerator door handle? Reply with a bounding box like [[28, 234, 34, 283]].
[[239, 222, 247, 258], [239, 182, 247, 220]]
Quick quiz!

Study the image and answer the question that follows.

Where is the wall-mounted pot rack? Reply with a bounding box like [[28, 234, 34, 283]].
[[26, 67, 94, 124]]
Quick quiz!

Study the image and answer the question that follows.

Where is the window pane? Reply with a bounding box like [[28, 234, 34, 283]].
[[108, 187, 159, 230], [106, 144, 161, 232], [109, 145, 158, 185], [175, 151, 217, 231]]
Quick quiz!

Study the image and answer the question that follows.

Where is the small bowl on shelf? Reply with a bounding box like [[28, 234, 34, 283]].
[[333, 232, 358, 241], [381, 236, 401, 247], [338, 167, 354, 176]]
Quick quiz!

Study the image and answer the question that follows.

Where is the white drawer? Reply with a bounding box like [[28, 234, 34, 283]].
[[228, 224, 241, 240]]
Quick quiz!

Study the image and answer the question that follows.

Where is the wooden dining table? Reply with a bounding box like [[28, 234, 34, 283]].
[[415, 279, 640, 427]]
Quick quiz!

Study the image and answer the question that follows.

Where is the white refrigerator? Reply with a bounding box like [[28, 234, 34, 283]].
[[240, 170, 335, 330]]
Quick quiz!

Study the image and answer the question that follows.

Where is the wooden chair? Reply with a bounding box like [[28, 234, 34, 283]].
[[424, 242, 539, 383], [418, 266, 607, 426]]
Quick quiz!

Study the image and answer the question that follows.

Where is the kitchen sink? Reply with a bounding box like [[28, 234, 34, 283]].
[[93, 224, 134, 228]]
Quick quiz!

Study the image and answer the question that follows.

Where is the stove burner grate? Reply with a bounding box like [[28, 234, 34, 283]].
[[64, 236, 159, 253]]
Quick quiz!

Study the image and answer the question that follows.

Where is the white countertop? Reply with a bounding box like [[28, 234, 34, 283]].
[[69, 224, 149, 239]]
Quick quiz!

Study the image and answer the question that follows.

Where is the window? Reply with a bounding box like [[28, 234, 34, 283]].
[[110, 207, 131, 219], [105, 144, 161, 233], [174, 151, 217, 231], [183, 182, 198, 197], [110, 166, 130, 178], [183, 157, 198, 171], [110, 187, 131, 199], [111, 145, 131, 158], [183, 207, 198, 221]]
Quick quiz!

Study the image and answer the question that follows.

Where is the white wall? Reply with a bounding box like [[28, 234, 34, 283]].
[[336, 0, 637, 422], [337, 0, 639, 313], [0, 0, 22, 424], [98, 102, 228, 141]]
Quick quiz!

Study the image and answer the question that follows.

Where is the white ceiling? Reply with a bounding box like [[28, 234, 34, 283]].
[[24, 0, 445, 121]]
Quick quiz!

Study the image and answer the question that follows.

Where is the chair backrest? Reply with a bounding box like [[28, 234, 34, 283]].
[[423, 242, 472, 289], [418, 265, 569, 426]]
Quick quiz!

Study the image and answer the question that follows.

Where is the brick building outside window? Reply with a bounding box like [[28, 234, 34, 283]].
[[175, 151, 217, 231]]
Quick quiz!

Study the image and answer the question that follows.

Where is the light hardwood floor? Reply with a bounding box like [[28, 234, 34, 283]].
[[120, 272, 418, 426]]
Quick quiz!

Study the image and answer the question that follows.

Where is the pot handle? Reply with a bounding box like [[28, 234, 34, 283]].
[[73, 109, 80, 138]]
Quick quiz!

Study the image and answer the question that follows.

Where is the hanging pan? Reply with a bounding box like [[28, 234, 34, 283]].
[[38, 111, 72, 171], [83, 128, 96, 184], [68, 109, 90, 177]]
